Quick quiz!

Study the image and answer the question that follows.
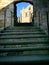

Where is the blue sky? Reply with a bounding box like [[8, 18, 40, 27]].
[[16, 2, 30, 17]]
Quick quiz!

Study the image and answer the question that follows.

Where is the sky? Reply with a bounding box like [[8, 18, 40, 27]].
[[16, 2, 30, 17]]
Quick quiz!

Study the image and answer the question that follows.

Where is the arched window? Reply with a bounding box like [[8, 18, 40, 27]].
[[29, 7, 31, 10], [26, 12, 27, 17]]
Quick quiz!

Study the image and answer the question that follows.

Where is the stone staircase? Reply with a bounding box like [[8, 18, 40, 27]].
[[0, 25, 49, 64]]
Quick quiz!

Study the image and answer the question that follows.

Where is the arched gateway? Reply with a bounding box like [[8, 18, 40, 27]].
[[14, 0, 34, 26]]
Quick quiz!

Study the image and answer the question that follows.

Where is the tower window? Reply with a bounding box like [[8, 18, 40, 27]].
[[26, 13, 27, 17], [29, 7, 31, 10]]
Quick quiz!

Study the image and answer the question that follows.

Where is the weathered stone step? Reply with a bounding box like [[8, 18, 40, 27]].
[[0, 32, 45, 35], [0, 37, 49, 41], [0, 40, 49, 45], [3, 31, 44, 34], [6, 27, 40, 29], [0, 50, 49, 56], [0, 55, 49, 63], [4, 30, 42, 32], [5, 29, 42, 32], [0, 44, 48, 49], [0, 45, 49, 52], [6, 28, 40, 30], [0, 35, 48, 39], [0, 34, 46, 37], [7, 26, 40, 29]]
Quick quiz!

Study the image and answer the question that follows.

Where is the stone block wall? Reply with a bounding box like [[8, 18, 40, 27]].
[[0, 3, 14, 30], [34, 7, 48, 34], [0, 0, 49, 34], [40, 11, 48, 34], [0, 10, 4, 29], [6, 3, 14, 27]]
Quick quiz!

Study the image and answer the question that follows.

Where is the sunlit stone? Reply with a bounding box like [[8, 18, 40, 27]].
[[0, 0, 14, 10]]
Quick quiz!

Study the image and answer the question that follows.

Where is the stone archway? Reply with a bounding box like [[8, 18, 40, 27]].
[[14, 0, 35, 26], [0, 0, 49, 34]]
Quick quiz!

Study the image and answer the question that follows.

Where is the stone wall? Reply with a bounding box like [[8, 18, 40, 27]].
[[40, 10, 48, 34], [6, 3, 14, 27], [0, 0, 49, 34], [34, 8, 48, 34], [0, 11, 4, 28], [0, 3, 14, 30]]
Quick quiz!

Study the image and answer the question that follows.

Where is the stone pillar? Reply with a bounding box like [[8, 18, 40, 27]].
[[6, 3, 14, 27], [11, 11, 12, 26], [0, 11, 4, 29], [46, 11, 49, 35], [40, 9, 48, 34], [35, 11, 39, 27], [4, 9, 6, 30], [38, 11, 40, 28], [33, 8, 37, 26]]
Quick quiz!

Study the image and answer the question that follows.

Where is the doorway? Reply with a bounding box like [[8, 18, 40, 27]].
[[14, 1, 34, 26]]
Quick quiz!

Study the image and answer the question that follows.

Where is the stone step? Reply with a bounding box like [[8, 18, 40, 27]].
[[0, 41, 49, 45], [7, 26, 40, 29], [0, 34, 46, 37], [5, 29, 42, 32], [6, 26, 40, 29], [0, 45, 49, 52], [0, 32, 45, 35], [0, 55, 49, 63], [6, 28, 40, 30], [0, 35, 48, 39], [4, 30, 42, 32], [0, 37, 49, 41], [0, 50, 49, 56], [0, 44, 48, 49], [3, 31, 44, 34]]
